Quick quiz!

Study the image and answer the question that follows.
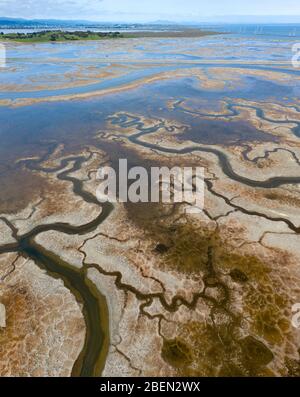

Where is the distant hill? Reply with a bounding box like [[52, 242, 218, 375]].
[[0, 17, 92, 28], [0, 17, 182, 32], [152, 20, 179, 25], [3, 16, 300, 31]]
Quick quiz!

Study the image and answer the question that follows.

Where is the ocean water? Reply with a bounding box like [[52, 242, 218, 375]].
[[1, 22, 300, 140], [1, 22, 300, 38], [0, 20, 300, 239], [200, 23, 300, 38]]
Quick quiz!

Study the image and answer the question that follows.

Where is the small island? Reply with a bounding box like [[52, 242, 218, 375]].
[[0, 29, 218, 42], [0, 30, 124, 42]]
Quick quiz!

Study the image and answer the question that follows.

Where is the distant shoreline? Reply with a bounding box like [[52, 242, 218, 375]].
[[0, 29, 219, 43]]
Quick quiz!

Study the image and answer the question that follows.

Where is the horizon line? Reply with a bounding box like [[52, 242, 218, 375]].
[[2, 15, 300, 24]]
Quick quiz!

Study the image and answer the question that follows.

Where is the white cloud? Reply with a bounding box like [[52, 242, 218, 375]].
[[1, 0, 300, 22], [0, 0, 104, 20]]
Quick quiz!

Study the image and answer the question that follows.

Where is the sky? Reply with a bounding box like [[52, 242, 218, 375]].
[[0, 0, 300, 22]]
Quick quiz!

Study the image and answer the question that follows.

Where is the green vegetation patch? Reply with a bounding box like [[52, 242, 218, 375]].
[[161, 338, 193, 368], [0, 30, 124, 42]]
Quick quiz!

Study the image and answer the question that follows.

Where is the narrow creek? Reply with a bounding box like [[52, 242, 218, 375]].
[[1, 100, 300, 376]]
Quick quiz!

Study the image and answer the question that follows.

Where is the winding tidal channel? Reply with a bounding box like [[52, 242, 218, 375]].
[[1, 96, 300, 375], [0, 151, 113, 377]]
